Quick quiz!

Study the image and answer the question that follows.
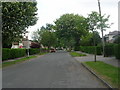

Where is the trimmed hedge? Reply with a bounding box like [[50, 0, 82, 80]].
[[29, 48, 40, 55], [2, 48, 26, 61], [80, 43, 120, 59], [104, 44, 115, 57], [80, 46, 102, 55], [2, 48, 41, 61], [114, 44, 120, 59]]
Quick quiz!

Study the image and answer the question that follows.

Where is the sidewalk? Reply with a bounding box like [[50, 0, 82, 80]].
[[74, 51, 120, 68]]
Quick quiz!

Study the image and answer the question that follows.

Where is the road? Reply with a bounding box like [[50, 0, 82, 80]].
[[3, 51, 107, 88]]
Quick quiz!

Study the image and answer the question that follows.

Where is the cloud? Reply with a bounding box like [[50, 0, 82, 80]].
[[28, 0, 118, 39]]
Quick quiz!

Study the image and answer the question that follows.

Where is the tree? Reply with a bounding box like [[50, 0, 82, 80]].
[[114, 35, 120, 44], [40, 30, 57, 49], [54, 13, 88, 50], [31, 29, 40, 42], [2, 2, 38, 48], [87, 11, 112, 60], [81, 31, 101, 46], [87, 11, 101, 62]]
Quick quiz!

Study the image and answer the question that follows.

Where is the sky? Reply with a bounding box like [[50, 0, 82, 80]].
[[27, 0, 119, 39]]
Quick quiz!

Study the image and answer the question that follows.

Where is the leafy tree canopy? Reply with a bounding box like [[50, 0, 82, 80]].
[[2, 2, 38, 48], [54, 13, 88, 50]]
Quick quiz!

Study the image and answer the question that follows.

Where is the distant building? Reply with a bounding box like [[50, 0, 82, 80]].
[[11, 36, 31, 49], [105, 31, 120, 43]]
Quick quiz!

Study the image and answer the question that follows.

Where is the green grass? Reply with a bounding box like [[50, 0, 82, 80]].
[[69, 52, 86, 57], [2, 55, 37, 68], [84, 61, 120, 88], [39, 52, 48, 55]]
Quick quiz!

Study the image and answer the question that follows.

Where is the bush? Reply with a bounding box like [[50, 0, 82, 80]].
[[74, 46, 80, 51], [29, 48, 40, 55], [96, 45, 102, 55], [104, 43, 115, 57], [2, 48, 41, 61], [80, 46, 102, 55], [2, 48, 26, 61], [2, 48, 11, 60], [114, 44, 120, 60]]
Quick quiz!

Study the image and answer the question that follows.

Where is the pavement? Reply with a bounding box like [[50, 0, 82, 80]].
[[75, 51, 120, 68], [3, 50, 107, 88]]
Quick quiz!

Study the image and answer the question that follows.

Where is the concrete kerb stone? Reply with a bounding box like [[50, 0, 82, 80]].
[[73, 58, 114, 89], [81, 62, 113, 89]]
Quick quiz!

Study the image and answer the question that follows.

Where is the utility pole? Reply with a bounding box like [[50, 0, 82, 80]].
[[98, 0, 105, 57]]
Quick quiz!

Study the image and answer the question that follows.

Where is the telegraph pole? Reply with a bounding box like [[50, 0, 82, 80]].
[[98, 0, 105, 57]]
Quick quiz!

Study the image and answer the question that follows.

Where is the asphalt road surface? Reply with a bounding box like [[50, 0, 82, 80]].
[[3, 51, 107, 88]]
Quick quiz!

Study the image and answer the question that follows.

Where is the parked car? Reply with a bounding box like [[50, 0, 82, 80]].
[[50, 48, 56, 52]]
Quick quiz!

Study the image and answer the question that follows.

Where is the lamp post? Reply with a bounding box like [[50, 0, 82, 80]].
[[98, 0, 105, 57]]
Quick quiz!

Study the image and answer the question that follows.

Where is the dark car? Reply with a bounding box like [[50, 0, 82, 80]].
[[50, 48, 56, 52]]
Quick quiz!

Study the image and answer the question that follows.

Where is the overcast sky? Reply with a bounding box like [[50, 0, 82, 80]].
[[28, 0, 119, 39]]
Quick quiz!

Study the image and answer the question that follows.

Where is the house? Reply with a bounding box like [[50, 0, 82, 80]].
[[105, 31, 120, 43], [11, 36, 31, 49]]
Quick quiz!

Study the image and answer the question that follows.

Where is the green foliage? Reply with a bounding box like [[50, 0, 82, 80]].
[[29, 48, 40, 55], [87, 11, 99, 31], [2, 2, 38, 48], [87, 11, 112, 31], [114, 44, 120, 60], [54, 13, 88, 49], [80, 44, 120, 58], [96, 45, 102, 55], [104, 43, 115, 57], [114, 35, 120, 44], [81, 31, 101, 46], [2, 48, 26, 60], [80, 46, 102, 55], [40, 30, 57, 49], [2, 48, 40, 61], [84, 61, 120, 88], [2, 48, 11, 60]]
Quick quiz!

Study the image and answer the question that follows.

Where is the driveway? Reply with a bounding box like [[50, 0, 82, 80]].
[[3, 51, 107, 88]]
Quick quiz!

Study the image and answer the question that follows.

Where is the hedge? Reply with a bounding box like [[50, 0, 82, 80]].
[[2, 48, 41, 61], [104, 44, 115, 57], [2, 48, 26, 61], [114, 44, 120, 59], [80, 44, 120, 59], [80, 46, 102, 55], [29, 48, 40, 55]]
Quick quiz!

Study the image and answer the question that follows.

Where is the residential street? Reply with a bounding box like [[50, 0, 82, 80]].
[[3, 51, 107, 88]]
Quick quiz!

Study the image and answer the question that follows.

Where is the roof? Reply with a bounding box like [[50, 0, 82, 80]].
[[109, 31, 120, 35]]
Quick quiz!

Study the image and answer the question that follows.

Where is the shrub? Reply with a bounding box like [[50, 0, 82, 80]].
[[2, 48, 11, 60], [114, 44, 120, 60], [96, 45, 102, 55], [29, 48, 40, 55], [80, 46, 102, 55], [2, 48, 26, 61], [104, 43, 115, 57]]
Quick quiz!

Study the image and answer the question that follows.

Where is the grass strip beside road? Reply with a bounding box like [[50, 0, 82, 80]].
[[2, 55, 37, 68], [70, 52, 86, 57], [84, 61, 120, 88], [39, 52, 48, 55]]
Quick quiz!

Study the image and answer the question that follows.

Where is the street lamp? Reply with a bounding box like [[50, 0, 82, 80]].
[[98, 0, 105, 57]]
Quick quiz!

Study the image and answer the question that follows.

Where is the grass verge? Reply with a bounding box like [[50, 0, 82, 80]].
[[70, 52, 86, 57], [2, 55, 37, 68], [83, 61, 120, 88], [39, 52, 48, 55]]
